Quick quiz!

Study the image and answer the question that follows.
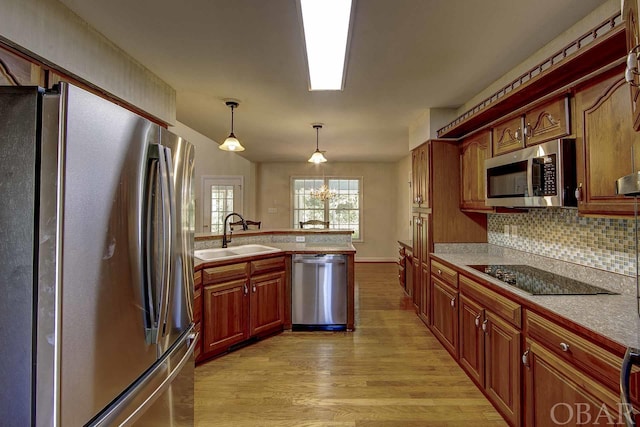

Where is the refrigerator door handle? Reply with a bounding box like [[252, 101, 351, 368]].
[[156, 146, 173, 341], [621, 347, 640, 427]]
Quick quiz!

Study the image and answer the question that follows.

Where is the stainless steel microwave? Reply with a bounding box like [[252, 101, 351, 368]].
[[484, 139, 577, 208]]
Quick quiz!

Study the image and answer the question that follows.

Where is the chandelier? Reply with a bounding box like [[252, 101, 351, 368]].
[[310, 183, 335, 201]]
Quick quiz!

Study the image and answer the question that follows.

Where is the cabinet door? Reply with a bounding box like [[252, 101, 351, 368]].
[[194, 286, 203, 362], [460, 130, 491, 211], [524, 339, 623, 427], [493, 115, 524, 156], [575, 69, 640, 216], [624, 0, 640, 131], [485, 311, 521, 427], [405, 252, 414, 296], [459, 295, 485, 387], [203, 279, 249, 357], [430, 276, 458, 357], [411, 148, 421, 207], [249, 271, 285, 336], [419, 144, 430, 208], [524, 96, 570, 147], [419, 262, 430, 325]]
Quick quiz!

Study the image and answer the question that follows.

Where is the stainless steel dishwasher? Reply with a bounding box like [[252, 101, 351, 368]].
[[292, 254, 347, 331]]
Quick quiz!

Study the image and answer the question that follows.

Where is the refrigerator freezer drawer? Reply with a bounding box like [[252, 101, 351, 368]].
[[90, 325, 196, 426]]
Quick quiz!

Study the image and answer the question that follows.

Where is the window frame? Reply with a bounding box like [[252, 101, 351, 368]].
[[290, 175, 363, 242]]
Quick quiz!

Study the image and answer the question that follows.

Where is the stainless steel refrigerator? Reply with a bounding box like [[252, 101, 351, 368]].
[[0, 82, 196, 426]]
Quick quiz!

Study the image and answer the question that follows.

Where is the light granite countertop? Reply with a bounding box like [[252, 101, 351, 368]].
[[432, 244, 640, 351], [194, 242, 356, 268]]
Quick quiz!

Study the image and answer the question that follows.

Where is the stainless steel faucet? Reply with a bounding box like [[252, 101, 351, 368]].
[[222, 213, 248, 248]]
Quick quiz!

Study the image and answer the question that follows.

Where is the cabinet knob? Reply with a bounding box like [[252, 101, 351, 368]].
[[575, 183, 583, 202], [514, 128, 522, 141], [450, 298, 455, 308], [252, 284, 257, 293], [437, 269, 442, 275], [560, 342, 570, 352], [474, 315, 481, 327], [243, 284, 248, 295], [481, 319, 488, 332], [522, 349, 530, 367]]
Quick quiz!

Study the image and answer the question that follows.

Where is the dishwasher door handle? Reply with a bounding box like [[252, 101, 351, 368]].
[[293, 258, 346, 264]]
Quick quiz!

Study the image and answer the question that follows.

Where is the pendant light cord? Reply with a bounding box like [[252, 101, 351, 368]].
[[316, 126, 319, 150], [230, 104, 235, 134]]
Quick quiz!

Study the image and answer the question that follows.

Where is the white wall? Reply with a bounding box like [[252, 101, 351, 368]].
[[170, 122, 257, 233], [409, 108, 457, 150], [256, 162, 398, 261], [0, 0, 175, 124]]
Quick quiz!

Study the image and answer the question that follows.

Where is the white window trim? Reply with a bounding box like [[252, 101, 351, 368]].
[[201, 175, 244, 233], [290, 175, 363, 243]]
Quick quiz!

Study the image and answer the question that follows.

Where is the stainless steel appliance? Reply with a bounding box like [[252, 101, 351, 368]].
[[617, 171, 640, 426], [485, 139, 577, 208], [292, 254, 347, 331], [0, 83, 196, 426], [468, 264, 617, 295]]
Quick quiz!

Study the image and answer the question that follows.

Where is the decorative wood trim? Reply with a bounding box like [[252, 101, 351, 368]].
[[438, 14, 625, 139]]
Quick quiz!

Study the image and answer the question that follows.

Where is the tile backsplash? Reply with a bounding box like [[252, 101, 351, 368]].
[[488, 208, 636, 276]]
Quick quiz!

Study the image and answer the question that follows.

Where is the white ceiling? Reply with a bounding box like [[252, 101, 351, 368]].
[[58, 0, 606, 163]]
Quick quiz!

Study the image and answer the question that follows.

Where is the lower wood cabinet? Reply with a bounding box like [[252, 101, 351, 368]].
[[199, 255, 286, 361], [430, 275, 458, 357], [523, 339, 623, 426]]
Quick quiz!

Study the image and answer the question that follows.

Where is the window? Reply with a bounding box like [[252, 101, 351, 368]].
[[201, 176, 243, 234], [292, 177, 362, 240]]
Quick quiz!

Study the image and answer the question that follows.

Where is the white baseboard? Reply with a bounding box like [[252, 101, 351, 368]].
[[355, 257, 397, 263]]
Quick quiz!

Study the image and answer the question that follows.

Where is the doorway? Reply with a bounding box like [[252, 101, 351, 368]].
[[201, 176, 244, 234]]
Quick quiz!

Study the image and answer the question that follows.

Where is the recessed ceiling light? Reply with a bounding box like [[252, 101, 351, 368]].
[[298, 0, 354, 91]]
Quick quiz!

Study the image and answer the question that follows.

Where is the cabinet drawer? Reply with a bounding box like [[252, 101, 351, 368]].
[[194, 269, 202, 288], [203, 262, 248, 284], [525, 310, 621, 392], [251, 255, 286, 275], [459, 274, 521, 328], [194, 286, 202, 323], [431, 259, 458, 288]]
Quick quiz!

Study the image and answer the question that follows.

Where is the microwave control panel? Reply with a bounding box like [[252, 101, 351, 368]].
[[532, 154, 557, 196]]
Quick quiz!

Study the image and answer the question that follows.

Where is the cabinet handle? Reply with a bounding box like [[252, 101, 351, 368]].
[[514, 128, 521, 141], [522, 349, 530, 367], [524, 123, 532, 137], [450, 297, 455, 308], [626, 46, 640, 86], [474, 315, 480, 327], [437, 269, 442, 275], [560, 342, 570, 352], [243, 284, 248, 295], [575, 183, 582, 202], [252, 284, 257, 293], [481, 319, 488, 332]]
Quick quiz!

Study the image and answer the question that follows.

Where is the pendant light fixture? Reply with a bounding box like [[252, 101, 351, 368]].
[[308, 123, 328, 163], [218, 100, 245, 152]]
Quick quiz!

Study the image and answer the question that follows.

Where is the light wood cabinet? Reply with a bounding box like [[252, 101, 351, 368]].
[[523, 96, 570, 147], [411, 144, 430, 208], [203, 278, 249, 356], [249, 270, 285, 336], [574, 67, 640, 216], [457, 274, 522, 426], [200, 255, 286, 361], [485, 311, 521, 426], [430, 275, 458, 358], [0, 47, 43, 86], [523, 339, 623, 426], [492, 115, 524, 156], [460, 130, 492, 212], [624, 0, 640, 131], [459, 295, 485, 386]]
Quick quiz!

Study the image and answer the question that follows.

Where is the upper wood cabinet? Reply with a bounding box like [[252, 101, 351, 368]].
[[523, 96, 570, 147], [411, 144, 430, 208], [492, 115, 524, 156], [574, 67, 640, 216], [624, 0, 640, 131], [460, 130, 492, 212]]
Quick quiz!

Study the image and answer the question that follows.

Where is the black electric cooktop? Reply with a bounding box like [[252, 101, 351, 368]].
[[468, 264, 618, 296]]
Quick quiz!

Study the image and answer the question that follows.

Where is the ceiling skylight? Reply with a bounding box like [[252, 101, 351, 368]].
[[299, 0, 353, 91]]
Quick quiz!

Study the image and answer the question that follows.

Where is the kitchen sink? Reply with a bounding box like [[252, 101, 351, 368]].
[[194, 244, 282, 261]]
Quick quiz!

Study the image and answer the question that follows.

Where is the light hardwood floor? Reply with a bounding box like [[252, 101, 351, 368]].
[[195, 262, 506, 426]]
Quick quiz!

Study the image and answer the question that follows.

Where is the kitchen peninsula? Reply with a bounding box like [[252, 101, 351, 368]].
[[193, 229, 356, 364]]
